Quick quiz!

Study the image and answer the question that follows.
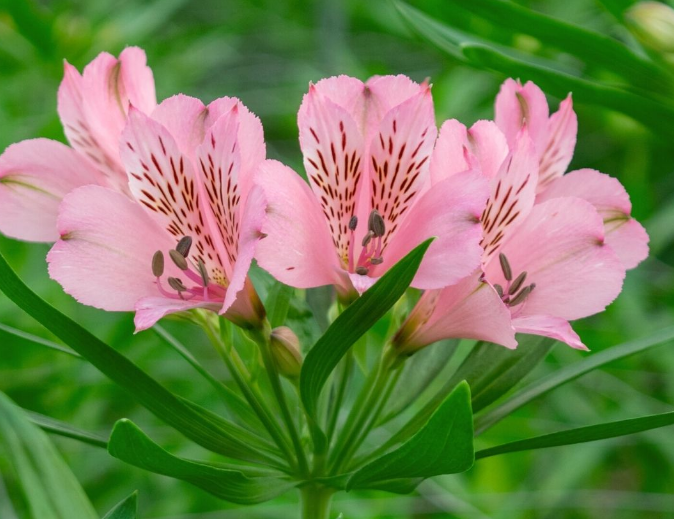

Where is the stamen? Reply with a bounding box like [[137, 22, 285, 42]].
[[176, 236, 193, 257], [355, 266, 369, 275], [370, 257, 384, 265], [368, 209, 386, 237], [508, 271, 527, 295], [349, 216, 358, 231], [362, 231, 374, 247], [152, 251, 164, 277], [509, 283, 536, 307], [168, 277, 188, 299], [499, 253, 513, 281], [169, 249, 188, 270], [197, 259, 209, 286], [493, 283, 504, 298]]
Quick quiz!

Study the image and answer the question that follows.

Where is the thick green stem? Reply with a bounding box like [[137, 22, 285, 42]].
[[299, 484, 334, 519], [249, 323, 310, 477]]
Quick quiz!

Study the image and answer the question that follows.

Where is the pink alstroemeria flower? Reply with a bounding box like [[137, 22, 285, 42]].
[[47, 95, 267, 331], [394, 96, 635, 352], [255, 75, 488, 300], [0, 47, 156, 242]]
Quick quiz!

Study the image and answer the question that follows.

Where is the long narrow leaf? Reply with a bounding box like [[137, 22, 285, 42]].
[[102, 492, 137, 519], [108, 419, 296, 505], [475, 325, 674, 434], [26, 410, 107, 449], [0, 250, 281, 467], [300, 238, 433, 420], [0, 323, 81, 358], [476, 411, 674, 460]]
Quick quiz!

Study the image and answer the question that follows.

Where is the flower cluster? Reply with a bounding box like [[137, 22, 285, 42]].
[[0, 49, 648, 350]]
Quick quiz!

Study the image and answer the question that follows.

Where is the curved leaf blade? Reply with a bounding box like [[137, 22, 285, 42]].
[[347, 381, 474, 491], [26, 410, 107, 449], [476, 411, 674, 460], [476, 326, 674, 434], [102, 491, 137, 519], [300, 239, 433, 420], [108, 420, 296, 505]]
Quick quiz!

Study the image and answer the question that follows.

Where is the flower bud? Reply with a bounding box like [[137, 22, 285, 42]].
[[627, 2, 674, 52], [270, 326, 303, 379]]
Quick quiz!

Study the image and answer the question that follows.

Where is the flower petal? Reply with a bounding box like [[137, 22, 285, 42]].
[[399, 272, 517, 351], [379, 170, 488, 289], [538, 95, 577, 190], [148, 95, 207, 160], [47, 185, 178, 311], [537, 168, 649, 269], [0, 139, 105, 242], [495, 79, 549, 155], [363, 75, 424, 139], [512, 315, 587, 350], [305, 75, 366, 132], [134, 297, 218, 332], [255, 160, 347, 290], [486, 197, 625, 321]]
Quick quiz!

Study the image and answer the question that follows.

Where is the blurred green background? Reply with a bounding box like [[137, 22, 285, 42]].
[[1, 0, 674, 517]]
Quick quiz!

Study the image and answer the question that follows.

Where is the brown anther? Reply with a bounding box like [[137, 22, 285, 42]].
[[349, 216, 358, 231], [499, 253, 513, 281], [152, 251, 164, 277], [368, 209, 386, 237], [167, 277, 187, 293], [493, 283, 504, 298], [355, 266, 369, 275], [508, 271, 528, 295], [169, 249, 188, 270], [370, 257, 384, 265], [361, 230, 374, 247], [197, 259, 209, 286], [176, 236, 193, 257], [509, 283, 535, 307]]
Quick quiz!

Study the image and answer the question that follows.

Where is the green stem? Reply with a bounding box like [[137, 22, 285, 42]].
[[249, 323, 310, 477], [299, 484, 334, 519], [325, 351, 353, 443], [201, 318, 297, 471]]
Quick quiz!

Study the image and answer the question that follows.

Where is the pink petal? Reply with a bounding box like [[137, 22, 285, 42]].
[[0, 139, 105, 242], [398, 272, 517, 351], [513, 315, 587, 350], [495, 79, 549, 156], [537, 168, 649, 269], [538, 95, 577, 190], [485, 197, 625, 321], [303, 76, 366, 133], [47, 185, 178, 311], [348, 271, 378, 295], [148, 95, 207, 160], [298, 84, 364, 267], [368, 87, 437, 248], [254, 160, 348, 290], [431, 119, 508, 183], [363, 75, 424, 139], [481, 130, 539, 261], [118, 47, 156, 115], [121, 107, 232, 284], [135, 297, 219, 332], [379, 170, 488, 289]]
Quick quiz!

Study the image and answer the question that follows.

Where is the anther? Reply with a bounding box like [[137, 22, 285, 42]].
[[176, 236, 193, 257], [362, 231, 374, 247], [169, 249, 188, 270], [499, 253, 513, 281], [197, 259, 209, 286], [370, 257, 384, 265], [368, 210, 386, 237], [152, 251, 164, 277], [355, 266, 369, 275], [509, 283, 535, 307], [349, 216, 358, 231], [493, 283, 504, 298], [167, 277, 187, 293], [508, 271, 527, 295]]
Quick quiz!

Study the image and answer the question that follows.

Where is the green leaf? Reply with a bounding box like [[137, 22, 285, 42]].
[[0, 392, 99, 519], [0, 323, 81, 359], [266, 282, 294, 328], [102, 491, 137, 519], [0, 250, 282, 468], [475, 411, 674, 460], [26, 410, 107, 449], [475, 325, 674, 434], [441, 0, 672, 94], [346, 381, 474, 491], [108, 419, 296, 505], [300, 238, 433, 420]]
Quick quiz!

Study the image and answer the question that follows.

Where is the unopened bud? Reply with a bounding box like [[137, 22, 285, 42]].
[[270, 327, 302, 379], [627, 2, 674, 52]]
